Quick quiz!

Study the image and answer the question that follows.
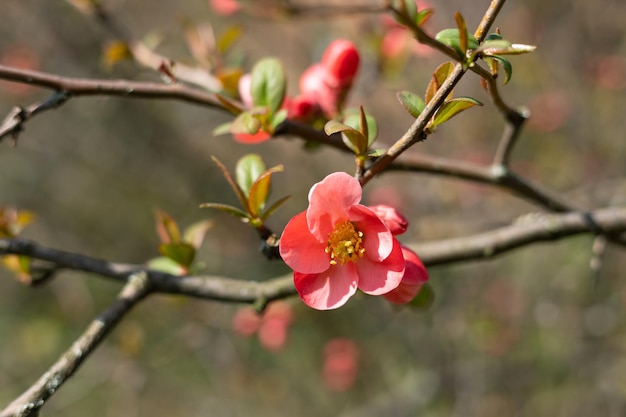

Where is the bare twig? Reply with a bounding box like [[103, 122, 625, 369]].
[[0, 272, 151, 417], [0, 65, 228, 143], [85, 2, 222, 91], [414, 208, 626, 266]]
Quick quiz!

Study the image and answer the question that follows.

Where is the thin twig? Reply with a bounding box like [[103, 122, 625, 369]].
[[0, 272, 151, 417], [0, 65, 227, 143]]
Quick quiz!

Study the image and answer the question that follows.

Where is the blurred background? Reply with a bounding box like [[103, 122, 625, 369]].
[[1, 0, 625, 416]]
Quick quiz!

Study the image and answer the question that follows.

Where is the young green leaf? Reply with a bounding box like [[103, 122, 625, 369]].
[[210, 156, 249, 210], [183, 219, 214, 249], [488, 55, 513, 84], [344, 107, 378, 146], [215, 93, 245, 115], [454, 12, 468, 56], [230, 111, 261, 135], [147, 256, 188, 276], [236, 154, 266, 196], [397, 90, 425, 118], [198, 202, 251, 220], [325, 119, 367, 154], [261, 194, 291, 220], [250, 57, 286, 115], [435, 28, 479, 58], [425, 61, 455, 103], [416, 8, 434, 26], [159, 242, 196, 268], [431, 97, 483, 128], [213, 121, 233, 136], [248, 165, 284, 217], [390, 0, 417, 24], [155, 209, 181, 244]]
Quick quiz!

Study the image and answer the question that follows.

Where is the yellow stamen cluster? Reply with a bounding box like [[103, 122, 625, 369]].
[[325, 221, 365, 266]]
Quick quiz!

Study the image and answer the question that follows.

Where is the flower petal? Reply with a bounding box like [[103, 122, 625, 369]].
[[355, 237, 405, 295], [280, 211, 330, 274], [294, 264, 358, 310], [349, 204, 394, 261], [306, 172, 362, 240], [383, 246, 429, 304], [369, 204, 409, 235]]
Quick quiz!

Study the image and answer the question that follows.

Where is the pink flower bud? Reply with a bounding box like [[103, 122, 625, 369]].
[[209, 0, 241, 16], [383, 246, 429, 304], [287, 94, 320, 121], [299, 63, 326, 96], [321, 40, 360, 88], [233, 131, 271, 144], [237, 73, 253, 108], [370, 204, 409, 235]]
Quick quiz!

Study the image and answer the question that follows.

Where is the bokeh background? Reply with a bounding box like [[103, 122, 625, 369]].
[[1, 0, 626, 416]]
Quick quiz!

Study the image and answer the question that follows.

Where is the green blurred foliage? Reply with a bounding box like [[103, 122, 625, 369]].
[[1, 0, 625, 416]]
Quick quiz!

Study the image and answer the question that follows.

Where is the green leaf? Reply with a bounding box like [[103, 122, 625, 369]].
[[425, 61, 455, 103], [416, 8, 434, 26], [344, 107, 378, 146], [390, 0, 417, 24], [210, 156, 249, 210], [198, 202, 251, 220], [454, 12, 468, 56], [147, 256, 188, 276], [324, 120, 367, 154], [248, 165, 284, 217], [182, 219, 214, 249], [431, 97, 483, 128], [261, 194, 291, 220], [236, 154, 266, 196], [397, 90, 425, 118], [435, 28, 479, 58], [215, 93, 244, 115], [271, 108, 288, 130], [158, 242, 196, 268], [489, 55, 513, 85], [230, 111, 261, 135], [213, 121, 233, 136], [217, 25, 242, 54], [408, 282, 435, 310], [481, 42, 536, 56], [155, 209, 181, 244], [250, 57, 286, 115]]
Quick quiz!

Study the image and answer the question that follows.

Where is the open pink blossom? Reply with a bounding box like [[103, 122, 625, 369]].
[[280, 172, 405, 310]]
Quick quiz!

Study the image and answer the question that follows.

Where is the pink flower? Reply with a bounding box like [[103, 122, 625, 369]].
[[297, 40, 360, 118], [279, 172, 405, 310], [209, 0, 241, 16], [232, 301, 294, 351], [322, 338, 359, 391]]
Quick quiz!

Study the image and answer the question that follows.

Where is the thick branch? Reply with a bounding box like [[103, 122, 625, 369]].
[[0, 273, 151, 417], [1, 206, 624, 304]]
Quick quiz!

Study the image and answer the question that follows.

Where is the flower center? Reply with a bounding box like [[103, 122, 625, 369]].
[[325, 221, 365, 266]]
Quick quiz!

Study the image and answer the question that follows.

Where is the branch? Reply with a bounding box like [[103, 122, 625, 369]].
[[414, 207, 626, 266], [1, 206, 624, 303], [0, 272, 151, 417], [0, 65, 227, 143]]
